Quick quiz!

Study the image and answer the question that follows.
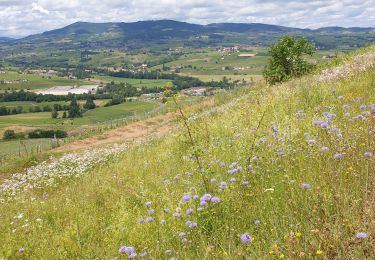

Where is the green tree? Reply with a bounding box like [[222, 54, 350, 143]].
[[3, 130, 16, 140], [263, 36, 315, 85], [62, 111, 67, 118], [68, 99, 82, 118], [83, 97, 96, 110], [51, 110, 58, 119]]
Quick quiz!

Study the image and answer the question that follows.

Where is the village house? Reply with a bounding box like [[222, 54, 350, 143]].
[[181, 87, 207, 96]]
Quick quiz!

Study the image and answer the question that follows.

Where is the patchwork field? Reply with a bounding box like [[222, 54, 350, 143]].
[[0, 71, 91, 92]]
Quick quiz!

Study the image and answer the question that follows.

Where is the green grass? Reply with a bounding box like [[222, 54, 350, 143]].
[[0, 139, 52, 158], [0, 48, 374, 259], [0, 71, 91, 92], [0, 101, 160, 128]]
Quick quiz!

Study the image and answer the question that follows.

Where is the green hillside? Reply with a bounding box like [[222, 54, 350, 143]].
[[0, 46, 374, 258]]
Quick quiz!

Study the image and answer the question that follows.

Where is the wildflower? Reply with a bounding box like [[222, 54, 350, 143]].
[[197, 207, 204, 211], [255, 220, 261, 225], [173, 212, 181, 218], [364, 152, 373, 157], [338, 96, 344, 100], [230, 178, 236, 183], [307, 139, 316, 145], [302, 183, 311, 189], [219, 162, 225, 167], [129, 253, 137, 259], [242, 180, 249, 186], [200, 193, 212, 201], [320, 122, 329, 129], [138, 218, 145, 223], [192, 194, 199, 200], [139, 252, 148, 257], [163, 208, 170, 213], [356, 232, 368, 239], [146, 217, 154, 223], [210, 178, 216, 183], [240, 233, 252, 245], [186, 220, 197, 228], [19, 248, 25, 253], [279, 254, 285, 259], [186, 208, 193, 215], [211, 197, 220, 203], [235, 133, 241, 138], [252, 155, 260, 161], [259, 137, 267, 143], [360, 104, 367, 110], [148, 208, 155, 215], [200, 200, 208, 206], [334, 153, 344, 159], [321, 146, 329, 152], [145, 201, 152, 207], [342, 104, 350, 110], [316, 250, 323, 255], [220, 182, 227, 189], [160, 220, 166, 225], [344, 112, 351, 117], [182, 195, 191, 202], [165, 250, 172, 255]]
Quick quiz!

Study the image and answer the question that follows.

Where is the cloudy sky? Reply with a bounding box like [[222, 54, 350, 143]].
[[1, 0, 374, 38]]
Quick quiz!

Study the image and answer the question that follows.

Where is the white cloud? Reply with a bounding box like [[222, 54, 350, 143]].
[[0, 0, 374, 37]]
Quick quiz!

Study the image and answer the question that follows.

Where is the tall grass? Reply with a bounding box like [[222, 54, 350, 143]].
[[0, 51, 374, 259]]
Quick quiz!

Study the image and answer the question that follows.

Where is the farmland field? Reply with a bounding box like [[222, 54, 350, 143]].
[[0, 71, 91, 92], [92, 75, 172, 89]]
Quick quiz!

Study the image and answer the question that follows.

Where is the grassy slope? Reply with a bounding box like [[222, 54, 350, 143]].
[[1, 50, 374, 259]]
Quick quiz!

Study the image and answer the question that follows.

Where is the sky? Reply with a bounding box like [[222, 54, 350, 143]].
[[0, 0, 374, 38]]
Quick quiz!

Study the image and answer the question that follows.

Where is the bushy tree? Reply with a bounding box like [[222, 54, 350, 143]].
[[3, 130, 16, 140], [263, 36, 315, 85], [68, 99, 82, 118], [83, 97, 96, 110], [51, 110, 58, 119]]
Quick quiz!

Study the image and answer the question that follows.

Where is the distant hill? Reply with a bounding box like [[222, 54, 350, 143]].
[[0, 37, 14, 43], [2, 20, 375, 51]]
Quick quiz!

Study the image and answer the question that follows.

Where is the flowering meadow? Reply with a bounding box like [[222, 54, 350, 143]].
[[1, 47, 374, 259]]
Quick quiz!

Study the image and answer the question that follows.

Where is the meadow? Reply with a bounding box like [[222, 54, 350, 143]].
[[0, 46, 374, 259]]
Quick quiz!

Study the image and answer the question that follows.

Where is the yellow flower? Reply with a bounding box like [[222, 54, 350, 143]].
[[279, 254, 285, 259], [316, 250, 323, 255], [269, 250, 275, 255], [296, 232, 302, 238]]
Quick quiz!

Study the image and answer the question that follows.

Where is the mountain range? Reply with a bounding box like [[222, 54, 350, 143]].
[[2, 20, 375, 51]]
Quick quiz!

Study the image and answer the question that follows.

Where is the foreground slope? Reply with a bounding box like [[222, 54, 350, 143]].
[[1, 48, 375, 259]]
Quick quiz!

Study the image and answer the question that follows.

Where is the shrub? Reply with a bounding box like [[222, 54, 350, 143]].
[[263, 36, 315, 85]]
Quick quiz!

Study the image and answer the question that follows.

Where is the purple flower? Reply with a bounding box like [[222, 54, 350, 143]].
[[193, 194, 199, 200], [240, 233, 252, 245], [146, 217, 154, 223], [129, 253, 138, 259], [160, 220, 166, 225], [186, 208, 193, 215], [259, 137, 267, 143], [364, 152, 373, 157], [19, 248, 25, 253], [254, 220, 261, 225], [138, 218, 145, 223], [338, 96, 344, 100], [302, 183, 311, 189], [139, 252, 148, 257], [344, 112, 351, 117], [148, 208, 155, 215], [211, 197, 220, 203], [200, 200, 208, 206], [307, 139, 316, 145], [173, 212, 181, 218], [185, 220, 197, 228], [145, 201, 152, 207], [210, 178, 217, 183], [235, 133, 241, 138], [356, 232, 368, 239], [119, 245, 127, 254], [320, 122, 329, 129], [241, 180, 249, 186], [342, 104, 350, 110], [200, 193, 212, 201], [220, 182, 228, 189], [182, 195, 191, 202], [321, 146, 329, 152], [219, 162, 225, 167], [230, 178, 236, 183], [360, 104, 367, 110], [334, 153, 344, 159], [252, 156, 260, 161], [163, 208, 170, 213]]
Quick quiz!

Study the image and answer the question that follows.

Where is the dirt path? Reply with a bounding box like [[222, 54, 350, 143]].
[[54, 112, 178, 153]]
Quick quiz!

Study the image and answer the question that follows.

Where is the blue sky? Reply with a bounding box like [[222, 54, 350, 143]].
[[0, 0, 374, 37]]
